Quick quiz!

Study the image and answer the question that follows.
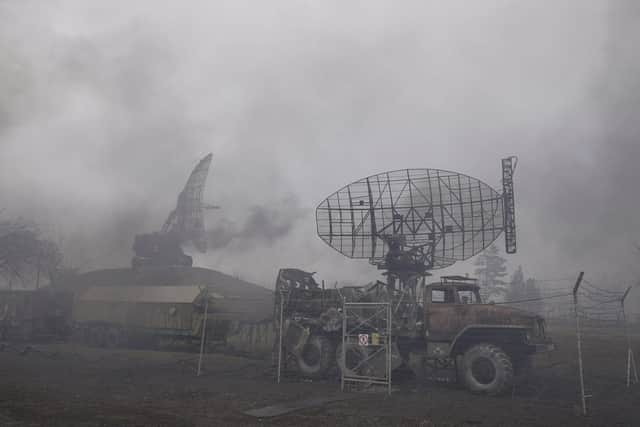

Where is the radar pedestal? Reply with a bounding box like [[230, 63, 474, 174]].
[[378, 234, 432, 295]]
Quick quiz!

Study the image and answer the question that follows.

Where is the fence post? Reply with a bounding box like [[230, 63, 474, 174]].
[[277, 291, 284, 384], [573, 272, 586, 416], [387, 302, 392, 396], [341, 297, 346, 392], [197, 286, 209, 377], [621, 286, 638, 388]]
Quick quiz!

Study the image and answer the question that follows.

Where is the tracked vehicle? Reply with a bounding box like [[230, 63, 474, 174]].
[[275, 157, 554, 395]]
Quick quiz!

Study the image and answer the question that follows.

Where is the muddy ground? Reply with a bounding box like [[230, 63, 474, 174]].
[[0, 325, 638, 427]]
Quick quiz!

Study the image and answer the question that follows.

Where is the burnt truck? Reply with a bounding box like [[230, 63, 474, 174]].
[[275, 268, 554, 395]]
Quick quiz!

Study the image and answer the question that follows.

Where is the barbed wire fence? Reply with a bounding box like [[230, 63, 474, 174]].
[[495, 272, 638, 416]]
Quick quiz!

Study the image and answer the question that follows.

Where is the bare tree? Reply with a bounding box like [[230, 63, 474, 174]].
[[0, 217, 62, 289]]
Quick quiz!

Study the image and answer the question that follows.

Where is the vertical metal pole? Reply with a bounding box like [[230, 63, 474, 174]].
[[621, 286, 637, 387], [573, 272, 586, 415], [341, 299, 347, 392], [387, 303, 392, 396], [35, 250, 41, 290], [197, 287, 209, 377], [623, 292, 631, 388], [277, 292, 284, 384], [632, 351, 639, 385]]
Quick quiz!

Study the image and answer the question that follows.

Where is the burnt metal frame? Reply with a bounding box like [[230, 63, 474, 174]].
[[341, 301, 392, 395]]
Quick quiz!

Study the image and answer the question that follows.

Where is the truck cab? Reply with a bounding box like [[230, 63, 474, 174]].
[[419, 275, 554, 394]]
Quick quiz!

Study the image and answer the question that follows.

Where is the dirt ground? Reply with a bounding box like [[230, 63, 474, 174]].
[[0, 325, 638, 427]]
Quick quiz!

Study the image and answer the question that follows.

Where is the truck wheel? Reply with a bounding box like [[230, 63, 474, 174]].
[[297, 335, 334, 378], [461, 343, 513, 395], [336, 342, 372, 377]]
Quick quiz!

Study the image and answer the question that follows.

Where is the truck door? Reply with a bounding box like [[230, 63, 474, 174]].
[[424, 287, 473, 341]]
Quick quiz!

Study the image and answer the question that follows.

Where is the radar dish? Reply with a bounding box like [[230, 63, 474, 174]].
[[162, 153, 213, 252], [316, 168, 506, 270]]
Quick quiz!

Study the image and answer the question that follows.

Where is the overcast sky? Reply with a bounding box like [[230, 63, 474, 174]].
[[1, 1, 639, 295]]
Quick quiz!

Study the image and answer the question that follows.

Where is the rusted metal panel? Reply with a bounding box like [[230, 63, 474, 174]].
[[425, 303, 536, 341]]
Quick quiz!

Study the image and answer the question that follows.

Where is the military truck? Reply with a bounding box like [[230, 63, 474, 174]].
[[275, 268, 554, 395]]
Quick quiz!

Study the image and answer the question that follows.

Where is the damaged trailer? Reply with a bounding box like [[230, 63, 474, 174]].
[[72, 283, 275, 356]]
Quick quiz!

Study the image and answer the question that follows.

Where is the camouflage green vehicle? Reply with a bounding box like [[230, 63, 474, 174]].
[[275, 269, 554, 395]]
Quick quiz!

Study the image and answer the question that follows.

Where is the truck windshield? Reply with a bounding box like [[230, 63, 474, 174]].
[[428, 287, 481, 304], [431, 289, 455, 303], [457, 289, 480, 304]]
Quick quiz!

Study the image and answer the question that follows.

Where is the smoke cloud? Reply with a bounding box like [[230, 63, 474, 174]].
[[0, 1, 639, 297], [206, 195, 307, 250]]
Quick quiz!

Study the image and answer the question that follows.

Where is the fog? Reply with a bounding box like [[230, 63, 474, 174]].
[[1, 1, 639, 294]]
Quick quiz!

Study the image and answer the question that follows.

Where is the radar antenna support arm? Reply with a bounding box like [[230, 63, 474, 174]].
[[161, 209, 177, 234], [501, 156, 517, 254]]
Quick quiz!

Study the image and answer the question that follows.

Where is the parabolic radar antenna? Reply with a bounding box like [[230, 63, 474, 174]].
[[162, 153, 215, 252], [316, 157, 517, 287], [132, 153, 217, 269]]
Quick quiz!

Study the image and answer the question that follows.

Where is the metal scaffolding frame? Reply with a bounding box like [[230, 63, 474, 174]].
[[341, 301, 392, 395]]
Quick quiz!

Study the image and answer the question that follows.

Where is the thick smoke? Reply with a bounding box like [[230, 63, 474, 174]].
[[0, 1, 639, 293], [526, 0, 640, 284], [206, 195, 307, 250]]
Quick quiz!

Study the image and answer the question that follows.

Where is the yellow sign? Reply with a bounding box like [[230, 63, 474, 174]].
[[371, 333, 380, 346]]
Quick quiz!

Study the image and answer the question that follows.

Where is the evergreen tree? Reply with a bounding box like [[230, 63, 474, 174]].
[[506, 265, 543, 313], [506, 265, 525, 301], [473, 244, 508, 301]]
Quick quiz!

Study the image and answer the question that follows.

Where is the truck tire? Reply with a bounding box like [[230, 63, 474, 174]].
[[461, 343, 513, 395], [336, 342, 372, 377], [297, 335, 334, 378]]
